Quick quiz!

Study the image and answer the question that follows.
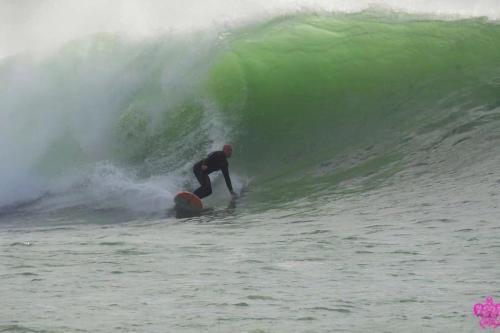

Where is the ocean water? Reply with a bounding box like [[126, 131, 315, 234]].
[[1, 3, 500, 332]]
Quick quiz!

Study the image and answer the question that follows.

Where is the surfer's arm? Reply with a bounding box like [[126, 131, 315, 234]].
[[221, 166, 234, 193]]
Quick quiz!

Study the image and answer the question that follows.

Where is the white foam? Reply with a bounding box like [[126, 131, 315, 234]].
[[0, 33, 223, 210]]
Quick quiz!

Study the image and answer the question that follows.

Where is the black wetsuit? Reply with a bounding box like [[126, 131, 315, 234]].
[[193, 151, 233, 199]]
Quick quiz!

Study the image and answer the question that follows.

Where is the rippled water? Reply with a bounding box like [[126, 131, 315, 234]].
[[2, 162, 499, 333]]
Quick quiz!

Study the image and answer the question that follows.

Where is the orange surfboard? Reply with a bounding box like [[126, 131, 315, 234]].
[[174, 191, 203, 212]]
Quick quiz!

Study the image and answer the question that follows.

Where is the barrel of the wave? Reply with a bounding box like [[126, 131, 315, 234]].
[[174, 191, 203, 217]]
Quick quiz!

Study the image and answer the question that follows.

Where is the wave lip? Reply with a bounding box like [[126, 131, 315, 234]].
[[2, 0, 500, 60]]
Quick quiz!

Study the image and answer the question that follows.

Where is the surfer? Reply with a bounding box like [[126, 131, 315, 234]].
[[193, 144, 237, 200]]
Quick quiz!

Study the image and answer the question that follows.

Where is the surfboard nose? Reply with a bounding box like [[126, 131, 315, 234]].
[[174, 191, 203, 211]]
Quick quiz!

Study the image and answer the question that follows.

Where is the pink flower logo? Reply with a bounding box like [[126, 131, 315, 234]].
[[473, 296, 500, 329]]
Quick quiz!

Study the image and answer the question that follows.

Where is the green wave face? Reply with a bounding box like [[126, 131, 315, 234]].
[[1, 12, 500, 209], [207, 13, 500, 192]]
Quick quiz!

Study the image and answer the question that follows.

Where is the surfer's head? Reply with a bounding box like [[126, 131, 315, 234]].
[[223, 144, 233, 157]]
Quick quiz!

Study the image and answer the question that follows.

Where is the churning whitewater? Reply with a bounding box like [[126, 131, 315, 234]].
[[1, 2, 500, 332]]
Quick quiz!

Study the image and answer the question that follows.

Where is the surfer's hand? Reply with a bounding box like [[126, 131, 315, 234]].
[[201, 165, 208, 171]]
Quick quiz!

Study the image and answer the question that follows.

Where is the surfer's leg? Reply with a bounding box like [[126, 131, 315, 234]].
[[194, 175, 212, 199], [193, 167, 212, 199], [193, 166, 204, 185]]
